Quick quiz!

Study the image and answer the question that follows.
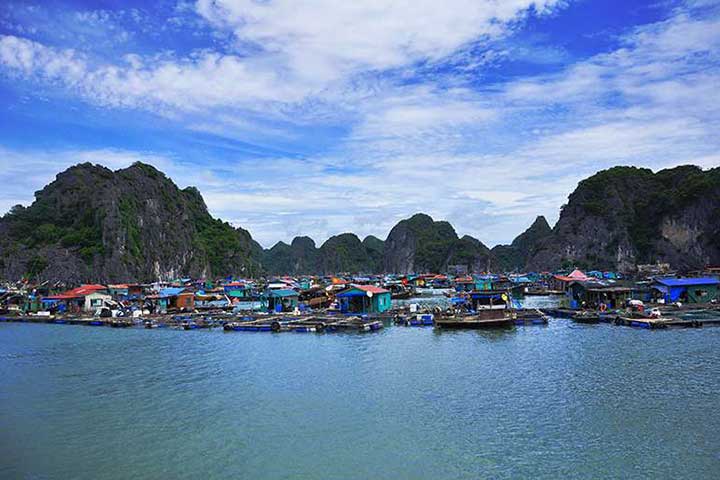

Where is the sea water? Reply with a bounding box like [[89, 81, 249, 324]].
[[1, 306, 719, 479]]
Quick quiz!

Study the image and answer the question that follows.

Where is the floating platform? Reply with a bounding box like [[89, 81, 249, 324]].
[[522, 290, 565, 296], [394, 313, 435, 327], [513, 309, 549, 326], [611, 315, 720, 329], [222, 315, 383, 333], [541, 308, 576, 318]]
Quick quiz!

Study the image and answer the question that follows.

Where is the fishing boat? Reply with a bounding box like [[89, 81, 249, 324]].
[[435, 290, 515, 329], [571, 311, 601, 324]]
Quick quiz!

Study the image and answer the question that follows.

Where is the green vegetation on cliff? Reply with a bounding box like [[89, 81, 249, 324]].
[[0, 162, 262, 282], [529, 165, 720, 271]]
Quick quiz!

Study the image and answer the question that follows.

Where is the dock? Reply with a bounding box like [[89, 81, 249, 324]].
[[3, 305, 720, 332], [611, 315, 720, 329], [434, 314, 515, 329], [513, 309, 549, 325]]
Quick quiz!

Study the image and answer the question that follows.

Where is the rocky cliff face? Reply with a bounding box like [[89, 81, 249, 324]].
[[263, 236, 319, 275], [382, 213, 495, 274], [362, 235, 385, 273], [5, 163, 714, 280], [444, 235, 493, 273], [527, 166, 720, 272], [263, 234, 385, 275], [317, 233, 377, 274], [491, 216, 552, 272], [0, 162, 263, 283], [383, 214, 457, 273]]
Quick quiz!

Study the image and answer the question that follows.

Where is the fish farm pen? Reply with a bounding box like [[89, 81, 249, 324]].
[[3, 303, 720, 332]]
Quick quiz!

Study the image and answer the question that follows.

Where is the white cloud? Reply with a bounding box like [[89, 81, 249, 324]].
[[195, 0, 564, 82], [1, 1, 719, 249], [0, 1, 566, 120], [0, 34, 308, 114]]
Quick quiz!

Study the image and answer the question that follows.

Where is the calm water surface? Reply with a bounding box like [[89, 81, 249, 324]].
[[1, 302, 719, 479]]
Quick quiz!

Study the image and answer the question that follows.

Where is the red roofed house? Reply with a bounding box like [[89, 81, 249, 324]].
[[550, 269, 590, 292], [336, 284, 391, 314], [42, 284, 110, 313]]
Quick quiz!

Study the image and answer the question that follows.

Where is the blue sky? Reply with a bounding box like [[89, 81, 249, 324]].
[[1, 0, 718, 248]]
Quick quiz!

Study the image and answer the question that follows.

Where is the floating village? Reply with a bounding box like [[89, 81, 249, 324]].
[[2, 263, 720, 333]]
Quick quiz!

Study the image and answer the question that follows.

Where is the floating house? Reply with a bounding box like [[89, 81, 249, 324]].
[[650, 277, 719, 304], [336, 285, 391, 314], [467, 290, 511, 312], [267, 289, 299, 312], [223, 281, 254, 299], [429, 275, 451, 288], [566, 281, 632, 309], [42, 284, 109, 313], [194, 291, 230, 309], [550, 269, 589, 292], [107, 284, 145, 301], [454, 275, 496, 292], [454, 276, 477, 292], [84, 291, 113, 312], [153, 287, 195, 312]]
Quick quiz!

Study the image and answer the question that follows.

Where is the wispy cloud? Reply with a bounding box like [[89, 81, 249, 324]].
[[0, 1, 718, 248]]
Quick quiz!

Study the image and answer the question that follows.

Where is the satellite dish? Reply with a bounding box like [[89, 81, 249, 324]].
[[367, 291, 374, 298]]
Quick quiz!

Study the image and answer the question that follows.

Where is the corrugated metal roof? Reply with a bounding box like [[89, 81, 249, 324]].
[[268, 289, 298, 297], [44, 284, 107, 299], [654, 277, 719, 287], [159, 287, 186, 297], [354, 285, 390, 294], [337, 285, 390, 296]]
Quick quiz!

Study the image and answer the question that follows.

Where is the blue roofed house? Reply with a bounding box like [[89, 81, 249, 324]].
[[224, 282, 253, 299], [267, 289, 299, 312], [154, 287, 194, 312], [651, 277, 719, 304]]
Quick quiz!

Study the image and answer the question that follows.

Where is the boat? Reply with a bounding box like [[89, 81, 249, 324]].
[[571, 311, 601, 324], [435, 290, 515, 329], [109, 319, 133, 328]]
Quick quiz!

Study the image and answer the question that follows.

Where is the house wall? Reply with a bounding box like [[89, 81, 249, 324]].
[[653, 283, 719, 303], [175, 294, 195, 309], [687, 285, 718, 303], [373, 292, 391, 313], [84, 294, 111, 311]]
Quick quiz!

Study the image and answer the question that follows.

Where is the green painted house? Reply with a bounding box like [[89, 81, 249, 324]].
[[336, 285, 391, 314]]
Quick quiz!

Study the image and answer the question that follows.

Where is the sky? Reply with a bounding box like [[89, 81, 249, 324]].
[[0, 0, 718, 248]]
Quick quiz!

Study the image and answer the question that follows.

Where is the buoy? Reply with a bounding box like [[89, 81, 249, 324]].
[[271, 321, 281, 332]]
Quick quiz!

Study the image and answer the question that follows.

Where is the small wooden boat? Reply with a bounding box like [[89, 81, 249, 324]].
[[435, 290, 514, 329], [571, 311, 601, 324], [109, 319, 132, 328], [435, 315, 515, 329]]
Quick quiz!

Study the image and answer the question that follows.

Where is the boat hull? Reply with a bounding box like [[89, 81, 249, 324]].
[[435, 316, 514, 329]]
